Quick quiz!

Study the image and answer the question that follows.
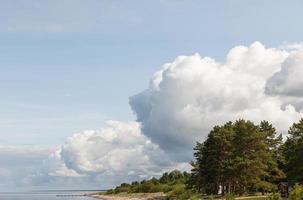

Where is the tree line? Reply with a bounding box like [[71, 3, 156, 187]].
[[105, 118, 303, 199], [189, 119, 303, 196], [105, 170, 198, 199]]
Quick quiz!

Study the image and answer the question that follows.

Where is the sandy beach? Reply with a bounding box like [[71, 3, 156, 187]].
[[89, 192, 166, 200]]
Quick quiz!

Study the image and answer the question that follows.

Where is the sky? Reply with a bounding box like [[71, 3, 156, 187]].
[[1, 0, 303, 192]]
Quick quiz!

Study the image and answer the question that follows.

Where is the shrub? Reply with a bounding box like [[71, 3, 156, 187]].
[[166, 184, 199, 200], [140, 181, 155, 193], [105, 189, 114, 194], [256, 181, 276, 193], [224, 193, 235, 200], [288, 183, 303, 200], [108, 170, 189, 195], [206, 195, 214, 200], [266, 192, 282, 200]]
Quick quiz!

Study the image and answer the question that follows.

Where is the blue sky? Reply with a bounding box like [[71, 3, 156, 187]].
[[2, 0, 303, 145], [2, 0, 303, 191]]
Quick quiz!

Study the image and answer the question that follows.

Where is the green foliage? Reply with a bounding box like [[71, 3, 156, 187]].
[[107, 170, 197, 198], [255, 181, 276, 193], [288, 183, 303, 200], [105, 118, 303, 199], [283, 119, 303, 185], [167, 184, 187, 199], [224, 193, 235, 200], [259, 121, 285, 184], [266, 192, 282, 200], [190, 119, 285, 195], [105, 189, 115, 194], [190, 122, 235, 194]]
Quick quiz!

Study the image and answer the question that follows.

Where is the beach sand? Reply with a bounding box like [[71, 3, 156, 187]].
[[89, 192, 166, 200]]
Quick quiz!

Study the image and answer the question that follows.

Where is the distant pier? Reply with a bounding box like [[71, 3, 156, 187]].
[[56, 194, 87, 197]]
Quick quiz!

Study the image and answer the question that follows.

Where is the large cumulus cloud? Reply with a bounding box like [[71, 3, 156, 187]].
[[130, 42, 303, 161]]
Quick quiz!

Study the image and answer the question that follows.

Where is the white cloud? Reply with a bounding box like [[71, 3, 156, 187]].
[[130, 41, 303, 161], [45, 121, 189, 188]]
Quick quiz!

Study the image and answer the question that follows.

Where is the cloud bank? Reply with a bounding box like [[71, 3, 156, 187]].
[[0, 145, 54, 191]]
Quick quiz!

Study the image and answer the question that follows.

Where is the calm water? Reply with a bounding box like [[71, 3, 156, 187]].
[[0, 191, 101, 200]]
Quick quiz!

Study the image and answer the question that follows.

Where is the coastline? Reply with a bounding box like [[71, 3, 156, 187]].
[[89, 193, 268, 200], [89, 192, 166, 200]]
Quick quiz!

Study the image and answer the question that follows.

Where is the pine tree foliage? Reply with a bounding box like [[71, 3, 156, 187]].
[[190, 119, 285, 195], [283, 119, 303, 185]]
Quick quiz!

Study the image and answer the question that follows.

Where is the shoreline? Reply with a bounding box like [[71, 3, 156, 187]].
[[89, 192, 166, 200], [89, 193, 268, 200]]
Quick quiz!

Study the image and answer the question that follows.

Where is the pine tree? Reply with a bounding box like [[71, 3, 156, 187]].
[[231, 120, 269, 194], [190, 122, 234, 194], [190, 119, 284, 195], [258, 121, 285, 193], [284, 118, 303, 185], [188, 142, 204, 192]]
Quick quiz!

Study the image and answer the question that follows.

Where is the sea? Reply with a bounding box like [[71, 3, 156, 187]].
[[0, 190, 103, 200]]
